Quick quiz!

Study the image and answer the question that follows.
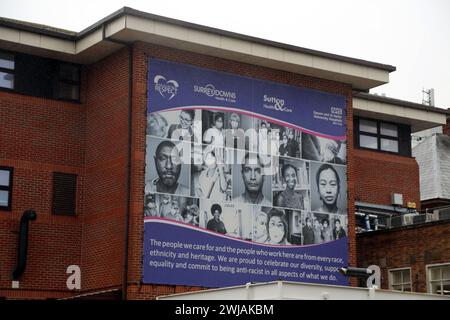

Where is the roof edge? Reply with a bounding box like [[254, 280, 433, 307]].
[[0, 16, 76, 40], [1, 6, 396, 72], [354, 92, 450, 115]]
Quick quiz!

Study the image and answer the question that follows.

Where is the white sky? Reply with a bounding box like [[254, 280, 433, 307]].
[[1, 0, 449, 108]]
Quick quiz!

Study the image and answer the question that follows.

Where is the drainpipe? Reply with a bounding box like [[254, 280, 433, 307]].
[[102, 23, 133, 300], [12, 210, 37, 280]]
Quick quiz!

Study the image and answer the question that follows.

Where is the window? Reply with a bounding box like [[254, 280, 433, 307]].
[[427, 263, 450, 295], [0, 52, 15, 89], [389, 268, 412, 292], [52, 172, 77, 215], [0, 50, 80, 102], [0, 166, 13, 211], [55, 62, 80, 101], [354, 117, 412, 156]]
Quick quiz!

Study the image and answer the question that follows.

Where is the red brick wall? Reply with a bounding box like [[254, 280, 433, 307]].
[[0, 91, 84, 299], [354, 149, 421, 210], [357, 221, 450, 292], [80, 47, 130, 292], [126, 42, 356, 299]]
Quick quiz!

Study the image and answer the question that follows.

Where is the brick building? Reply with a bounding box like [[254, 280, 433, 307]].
[[0, 7, 449, 299]]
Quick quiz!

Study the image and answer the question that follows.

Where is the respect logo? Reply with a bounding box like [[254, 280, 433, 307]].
[[154, 75, 179, 100]]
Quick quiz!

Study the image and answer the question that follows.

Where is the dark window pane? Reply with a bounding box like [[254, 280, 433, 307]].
[[0, 71, 14, 89], [56, 82, 79, 100], [59, 63, 79, 82], [53, 173, 77, 215], [0, 52, 14, 69], [15, 54, 55, 97]]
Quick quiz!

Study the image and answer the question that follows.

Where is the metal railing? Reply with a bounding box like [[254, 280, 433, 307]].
[[356, 207, 450, 233]]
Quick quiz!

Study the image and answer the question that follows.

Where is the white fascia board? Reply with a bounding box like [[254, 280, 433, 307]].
[[0, 26, 75, 54], [115, 15, 389, 89], [353, 97, 447, 127]]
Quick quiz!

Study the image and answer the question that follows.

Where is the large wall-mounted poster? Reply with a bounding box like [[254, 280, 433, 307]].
[[143, 59, 348, 287]]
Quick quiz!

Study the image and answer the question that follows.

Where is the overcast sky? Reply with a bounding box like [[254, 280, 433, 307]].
[[1, 0, 449, 108]]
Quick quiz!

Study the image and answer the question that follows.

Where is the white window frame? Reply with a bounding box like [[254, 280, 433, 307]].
[[426, 262, 450, 295], [388, 267, 412, 292]]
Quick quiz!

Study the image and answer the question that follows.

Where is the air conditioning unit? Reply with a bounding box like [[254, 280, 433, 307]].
[[391, 193, 403, 206], [402, 214, 414, 225]]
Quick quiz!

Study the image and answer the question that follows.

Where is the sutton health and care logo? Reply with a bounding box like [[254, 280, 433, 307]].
[[263, 95, 293, 113]]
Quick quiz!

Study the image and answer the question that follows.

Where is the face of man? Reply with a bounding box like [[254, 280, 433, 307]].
[[242, 161, 264, 193], [284, 166, 297, 190], [155, 145, 182, 188], [179, 111, 193, 130], [323, 220, 329, 228], [306, 219, 312, 227], [318, 168, 338, 206], [268, 216, 284, 243]]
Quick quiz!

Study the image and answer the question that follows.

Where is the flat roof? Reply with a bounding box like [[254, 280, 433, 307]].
[[0, 6, 395, 73]]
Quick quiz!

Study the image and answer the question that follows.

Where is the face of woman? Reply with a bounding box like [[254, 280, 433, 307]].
[[215, 117, 223, 129], [284, 167, 297, 190], [179, 111, 193, 130], [268, 216, 285, 243], [318, 169, 338, 207], [230, 118, 239, 129], [213, 210, 221, 220]]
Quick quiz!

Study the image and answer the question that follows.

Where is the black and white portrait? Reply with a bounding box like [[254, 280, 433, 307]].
[[200, 199, 252, 240], [145, 136, 191, 196], [232, 151, 272, 206], [310, 162, 347, 214], [272, 157, 310, 210], [302, 132, 346, 165], [191, 145, 232, 201]]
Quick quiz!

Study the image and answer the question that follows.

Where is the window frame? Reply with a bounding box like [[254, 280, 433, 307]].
[[0, 166, 13, 211], [388, 267, 412, 292], [426, 263, 450, 295], [0, 51, 15, 91], [55, 61, 81, 102], [355, 117, 411, 156], [52, 172, 77, 216], [0, 49, 81, 103]]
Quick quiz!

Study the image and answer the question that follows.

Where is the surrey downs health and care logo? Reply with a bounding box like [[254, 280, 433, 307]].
[[193, 84, 237, 103], [154, 75, 179, 100], [263, 95, 293, 113]]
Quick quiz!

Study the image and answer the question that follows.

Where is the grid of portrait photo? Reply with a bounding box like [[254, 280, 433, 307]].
[[144, 108, 348, 246]]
